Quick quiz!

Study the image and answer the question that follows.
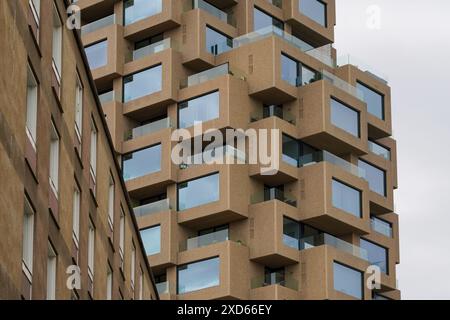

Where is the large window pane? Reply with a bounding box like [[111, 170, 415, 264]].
[[282, 134, 299, 167], [330, 98, 360, 137], [206, 26, 232, 55], [300, 65, 318, 86], [140, 225, 161, 255], [124, 0, 162, 25], [253, 7, 284, 31], [123, 65, 162, 102], [333, 262, 363, 299], [357, 82, 384, 120], [299, 0, 327, 27], [281, 54, 299, 86], [177, 257, 220, 294], [178, 173, 220, 210], [85, 40, 108, 70], [123, 144, 161, 180], [178, 91, 220, 128], [283, 217, 300, 249], [332, 179, 361, 217], [360, 238, 388, 274], [358, 160, 386, 196]]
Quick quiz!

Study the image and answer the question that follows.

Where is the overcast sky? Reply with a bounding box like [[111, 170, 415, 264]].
[[334, 0, 450, 299]]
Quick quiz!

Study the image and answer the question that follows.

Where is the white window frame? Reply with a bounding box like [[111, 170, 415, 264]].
[[119, 208, 125, 268], [87, 219, 95, 281], [130, 243, 136, 290], [72, 184, 81, 246], [89, 119, 97, 181], [26, 65, 38, 149], [52, 2, 62, 82], [46, 242, 57, 300], [107, 174, 114, 230], [75, 73, 83, 141], [29, 0, 41, 25], [22, 197, 35, 282], [49, 121, 60, 196], [139, 268, 144, 300], [106, 265, 113, 300]]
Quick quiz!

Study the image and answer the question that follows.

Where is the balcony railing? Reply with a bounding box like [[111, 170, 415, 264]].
[[321, 70, 364, 101], [81, 14, 116, 35], [130, 38, 172, 62], [233, 26, 335, 67], [184, 0, 236, 26], [251, 273, 299, 291], [298, 150, 366, 178], [368, 141, 391, 160], [184, 145, 247, 166], [180, 229, 229, 251], [267, 0, 282, 8], [371, 217, 393, 238], [338, 54, 389, 84], [250, 109, 296, 125], [250, 188, 297, 207], [133, 199, 171, 218], [300, 233, 369, 261], [98, 90, 115, 104], [125, 117, 172, 141], [156, 281, 169, 295], [180, 63, 246, 88]]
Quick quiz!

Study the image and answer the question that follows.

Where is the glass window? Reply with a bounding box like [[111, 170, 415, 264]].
[[282, 134, 299, 167], [371, 216, 393, 238], [330, 98, 360, 137], [123, 65, 162, 102], [333, 262, 363, 299], [178, 91, 220, 128], [253, 7, 284, 31], [124, 0, 162, 25], [263, 104, 284, 119], [135, 34, 164, 50], [283, 217, 300, 249], [206, 26, 232, 55], [49, 121, 60, 194], [358, 160, 386, 196], [22, 197, 35, 277], [46, 242, 57, 300], [368, 140, 390, 160], [72, 185, 80, 244], [178, 173, 220, 211], [87, 220, 95, 279], [122, 144, 162, 181], [299, 0, 327, 27], [357, 82, 384, 120], [360, 238, 388, 274], [281, 54, 299, 86], [177, 257, 220, 294], [85, 40, 108, 70], [52, 4, 62, 77], [300, 64, 318, 86], [332, 179, 361, 218], [140, 225, 161, 255], [26, 65, 38, 146]]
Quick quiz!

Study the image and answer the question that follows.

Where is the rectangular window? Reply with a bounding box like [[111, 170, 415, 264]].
[[52, 3, 62, 79], [26, 65, 38, 147], [22, 197, 35, 280], [49, 121, 60, 195], [87, 220, 95, 280], [85, 40, 108, 70], [282, 134, 299, 167], [72, 184, 81, 245], [140, 225, 161, 256], [106, 265, 112, 300], [108, 175, 115, 230], [299, 0, 327, 27], [177, 173, 220, 211], [281, 53, 299, 86], [119, 209, 125, 263], [206, 26, 232, 55], [357, 82, 385, 120], [30, 0, 41, 23], [333, 262, 363, 299], [178, 91, 220, 128], [360, 238, 389, 274], [46, 242, 57, 300], [123, 65, 162, 102], [75, 73, 83, 140], [122, 144, 161, 180], [139, 269, 144, 300], [332, 179, 362, 218], [131, 243, 136, 289], [283, 217, 300, 250], [177, 257, 220, 294], [300, 64, 319, 86], [89, 119, 97, 179], [124, 0, 162, 26], [358, 160, 386, 196], [253, 7, 284, 31], [330, 98, 360, 137]]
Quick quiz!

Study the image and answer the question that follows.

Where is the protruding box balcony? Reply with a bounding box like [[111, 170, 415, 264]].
[[177, 241, 249, 299], [283, 0, 336, 47], [298, 76, 369, 156], [250, 271, 300, 300]]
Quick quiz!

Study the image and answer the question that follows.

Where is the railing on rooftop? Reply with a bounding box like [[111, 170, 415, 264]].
[[184, 0, 236, 26], [338, 54, 389, 84], [180, 63, 246, 89], [322, 69, 364, 101]]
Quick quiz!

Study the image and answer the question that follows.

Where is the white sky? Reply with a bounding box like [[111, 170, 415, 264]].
[[334, 0, 450, 299]]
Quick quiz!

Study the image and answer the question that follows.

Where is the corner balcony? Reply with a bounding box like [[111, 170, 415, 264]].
[[123, 0, 182, 41], [298, 77, 368, 156], [283, 0, 336, 46], [135, 200, 177, 273], [297, 160, 371, 235], [249, 199, 300, 267], [176, 241, 250, 299], [250, 271, 300, 300]]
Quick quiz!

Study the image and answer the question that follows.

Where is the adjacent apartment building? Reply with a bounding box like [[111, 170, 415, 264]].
[[0, 0, 158, 300], [77, 0, 400, 300]]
